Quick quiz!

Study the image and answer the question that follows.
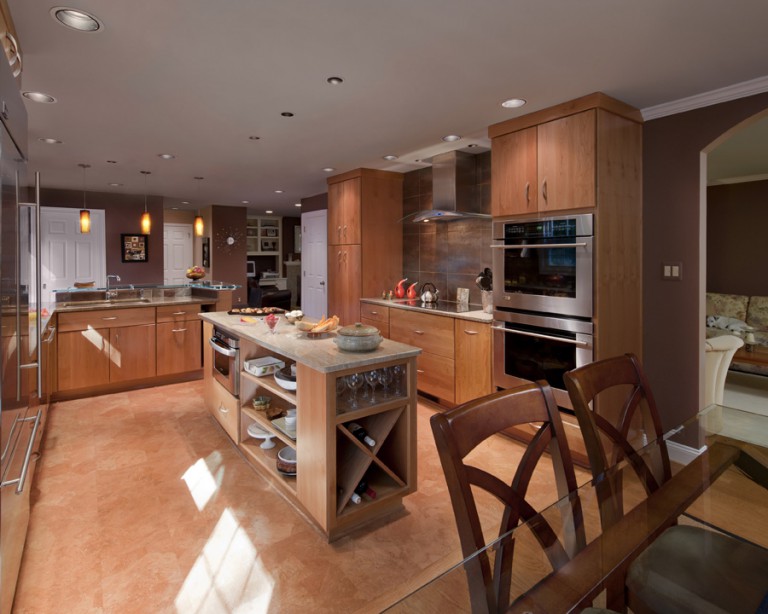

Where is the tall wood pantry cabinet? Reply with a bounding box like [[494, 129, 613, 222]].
[[327, 169, 403, 326]]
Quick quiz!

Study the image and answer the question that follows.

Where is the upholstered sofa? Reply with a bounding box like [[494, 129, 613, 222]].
[[706, 292, 768, 375]]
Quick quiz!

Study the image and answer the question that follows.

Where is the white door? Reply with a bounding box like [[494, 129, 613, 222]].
[[301, 210, 327, 320], [40, 207, 106, 304], [164, 224, 193, 284]]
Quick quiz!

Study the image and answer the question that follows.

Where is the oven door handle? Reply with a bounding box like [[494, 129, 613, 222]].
[[490, 242, 588, 249], [209, 337, 238, 357], [492, 325, 591, 348]]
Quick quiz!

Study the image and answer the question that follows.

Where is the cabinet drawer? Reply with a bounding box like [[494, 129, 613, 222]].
[[157, 321, 202, 375], [156, 303, 201, 322], [416, 352, 455, 402], [360, 303, 389, 325], [390, 310, 454, 358], [59, 307, 155, 332], [360, 318, 388, 339], [209, 378, 239, 442]]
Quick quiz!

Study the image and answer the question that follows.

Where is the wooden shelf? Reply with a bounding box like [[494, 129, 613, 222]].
[[336, 465, 409, 519], [241, 369, 297, 405], [241, 405, 296, 450], [240, 440, 297, 493]]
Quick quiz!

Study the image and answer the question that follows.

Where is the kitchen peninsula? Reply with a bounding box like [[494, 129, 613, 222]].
[[199, 312, 421, 541]]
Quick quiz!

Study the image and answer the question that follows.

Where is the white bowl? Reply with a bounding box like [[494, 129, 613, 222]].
[[274, 368, 297, 391]]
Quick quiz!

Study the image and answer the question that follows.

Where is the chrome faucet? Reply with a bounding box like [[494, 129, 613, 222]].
[[106, 274, 121, 299]]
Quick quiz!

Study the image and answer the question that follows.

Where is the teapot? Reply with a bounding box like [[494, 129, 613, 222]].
[[420, 282, 439, 303], [406, 282, 419, 299], [394, 278, 408, 299]]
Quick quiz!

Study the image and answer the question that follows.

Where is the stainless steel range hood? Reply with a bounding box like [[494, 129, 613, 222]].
[[406, 150, 490, 222]]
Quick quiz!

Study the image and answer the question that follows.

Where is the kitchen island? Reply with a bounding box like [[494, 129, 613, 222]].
[[200, 312, 421, 541]]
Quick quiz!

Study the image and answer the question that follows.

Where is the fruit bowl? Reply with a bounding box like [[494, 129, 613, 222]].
[[186, 265, 205, 280]]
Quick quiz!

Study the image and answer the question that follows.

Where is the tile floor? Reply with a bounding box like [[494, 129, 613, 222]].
[[14, 382, 576, 614]]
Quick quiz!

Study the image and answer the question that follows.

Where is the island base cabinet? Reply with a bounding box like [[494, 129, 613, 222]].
[[208, 377, 239, 443]]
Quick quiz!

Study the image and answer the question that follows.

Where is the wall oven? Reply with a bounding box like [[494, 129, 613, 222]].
[[492, 310, 593, 409], [209, 327, 240, 397], [492, 213, 593, 319]]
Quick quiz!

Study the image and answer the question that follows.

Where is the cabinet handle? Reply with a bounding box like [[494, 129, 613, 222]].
[[370, 310, 378, 315], [0, 409, 42, 494], [343, 225, 347, 239], [542, 179, 548, 201], [218, 404, 229, 415], [416, 369, 425, 374], [102, 316, 118, 321], [172, 311, 187, 315], [525, 182, 530, 202], [43, 326, 57, 344], [414, 330, 424, 335], [463, 330, 479, 336], [337, 226, 342, 239], [171, 328, 187, 333]]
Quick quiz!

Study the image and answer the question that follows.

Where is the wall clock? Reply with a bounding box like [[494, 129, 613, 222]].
[[215, 227, 244, 254]]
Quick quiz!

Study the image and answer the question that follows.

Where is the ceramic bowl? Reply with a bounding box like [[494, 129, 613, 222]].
[[334, 322, 383, 352], [274, 366, 297, 391], [276, 446, 297, 474]]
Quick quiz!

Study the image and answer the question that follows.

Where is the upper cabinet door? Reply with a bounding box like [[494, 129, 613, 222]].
[[491, 126, 538, 217], [537, 110, 596, 212], [328, 177, 361, 245]]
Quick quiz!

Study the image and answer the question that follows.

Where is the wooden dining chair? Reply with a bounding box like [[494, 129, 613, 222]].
[[430, 381, 586, 614], [565, 353, 768, 614]]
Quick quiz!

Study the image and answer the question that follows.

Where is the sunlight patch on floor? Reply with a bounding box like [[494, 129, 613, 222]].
[[174, 508, 274, 613], [182, 456, 221, 512]]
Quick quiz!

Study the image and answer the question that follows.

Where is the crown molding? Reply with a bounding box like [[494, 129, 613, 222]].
[[641, 75, 768, 120]]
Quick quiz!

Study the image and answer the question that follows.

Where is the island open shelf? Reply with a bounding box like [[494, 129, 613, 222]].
[[201, 315, 420, 541]]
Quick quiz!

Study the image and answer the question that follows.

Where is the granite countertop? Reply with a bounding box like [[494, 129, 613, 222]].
[[54, 296, 215, 314], [361, 297, 493, 323], [201, 312, 421, 374]]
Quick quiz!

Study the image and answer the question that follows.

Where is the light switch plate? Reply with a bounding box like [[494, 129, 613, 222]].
[[662, 262, 683, 280]]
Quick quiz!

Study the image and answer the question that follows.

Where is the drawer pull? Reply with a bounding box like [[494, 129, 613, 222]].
[[463, 330, 479, 336], [370, 310, 378, 315], [414, 330, 424, 335], [171, 328, 187, 333], [102, 316, 118, 321], [416, 369, 425, 374], [218, 404, 229, 415], [172, 311, 187, 315]]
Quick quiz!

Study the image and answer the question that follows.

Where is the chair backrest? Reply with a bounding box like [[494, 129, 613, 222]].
[[431, 381, 584, 614], [564, 354, 672, 528]]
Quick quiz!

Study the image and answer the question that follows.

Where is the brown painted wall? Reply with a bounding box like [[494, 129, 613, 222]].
[[281, 216, 301, 264], [300, 192, 328, 213], [643, 92, 768, 429], [40, 187, 165, 284], [402, 151, 492, 304], [210, 205, 248, 305], [706, 180, 768, 296]]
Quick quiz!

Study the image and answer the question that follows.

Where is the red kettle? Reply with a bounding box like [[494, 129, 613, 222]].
[[406, 282, 419, 299], [394, 278, 408, 299]]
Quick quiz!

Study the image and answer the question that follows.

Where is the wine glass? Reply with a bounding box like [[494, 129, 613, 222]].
[[346, 373, 364, 409], [392, 364, 404, 396], [336, 377, 348, 413], [378, 367, 393, 398], [364, 370, 379, 404]]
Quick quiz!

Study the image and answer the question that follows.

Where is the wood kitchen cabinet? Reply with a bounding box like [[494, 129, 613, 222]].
[[454, 319, 492, 404], [360, 302, 390, 338], [57, 307, 155, 392], [490, 93, 642, 218], [156, 304, 202, 376], [327, 169, 402, 325]]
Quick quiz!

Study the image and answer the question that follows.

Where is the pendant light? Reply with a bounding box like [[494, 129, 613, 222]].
[[140, 170, 151, 234], [78, 163, 91, 234], [194, 214, 204, 237]]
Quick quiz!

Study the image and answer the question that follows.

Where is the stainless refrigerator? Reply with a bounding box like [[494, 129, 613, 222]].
[[1, 58, 45, 613]]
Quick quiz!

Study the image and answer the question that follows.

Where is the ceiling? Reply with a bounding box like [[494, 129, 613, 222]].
[[8, 0, 768, 216]]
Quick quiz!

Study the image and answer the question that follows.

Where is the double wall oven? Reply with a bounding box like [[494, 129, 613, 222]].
[[492, 213, 594, 408]]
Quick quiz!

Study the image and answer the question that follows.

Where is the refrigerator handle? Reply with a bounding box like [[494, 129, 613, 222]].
[[34, 172, 41, 394]]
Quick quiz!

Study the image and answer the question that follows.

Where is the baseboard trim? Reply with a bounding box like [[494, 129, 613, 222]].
[[667, 440, 706, 465]]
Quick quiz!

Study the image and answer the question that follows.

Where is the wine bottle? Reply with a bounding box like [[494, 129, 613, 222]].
[[349, 479, 377, 504], [347, 422, 375, 447]]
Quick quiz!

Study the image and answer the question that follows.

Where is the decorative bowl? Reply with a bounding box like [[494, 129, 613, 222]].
[[334, 322, 383, 352], [186, 272, 205, 280], [295, 319, 315, 332], [285, 310, 304, 324], [274, 366, 297, 391], [276, 446, 297, 474]]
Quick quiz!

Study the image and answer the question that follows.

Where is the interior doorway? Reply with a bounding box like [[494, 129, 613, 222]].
[[40, 206, 105, 304], [300, 210, 327, 319], [164, 223, 193, 285]]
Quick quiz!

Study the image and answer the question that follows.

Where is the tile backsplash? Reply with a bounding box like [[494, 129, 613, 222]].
[[401, 151, 492, 305]]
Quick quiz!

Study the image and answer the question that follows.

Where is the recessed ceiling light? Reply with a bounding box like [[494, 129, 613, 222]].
[[38, 138, 62, 144], [274, 190, 283, 194], [294, 203, 302, 207], [322, 167, 335, 173], [51, 7, 102, 32], [281, 112, 294, 117], [108, 182, 122, 187], [501, 98, 527, 109], [22, 91, 56, 103], [171, 207, 179, 210], [383, 155, 398, 161], [327, 76, 344, 85], [158, 153, 175, 160], [248, 136, 261, 140], [266, 210, 273, 214], [241, 200, 250, 204], [442, 135, 461, 142], [181, 201, 190, 205], [194, 176, 204, 180]]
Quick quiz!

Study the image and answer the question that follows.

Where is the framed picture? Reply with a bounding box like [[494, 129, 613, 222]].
[[202, 237, 210, 268], [121, 234, 148, 263], [261, 239, 277, 252]]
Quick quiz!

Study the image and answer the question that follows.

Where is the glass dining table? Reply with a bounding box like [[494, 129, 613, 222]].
[[383, 404, 768, 613]]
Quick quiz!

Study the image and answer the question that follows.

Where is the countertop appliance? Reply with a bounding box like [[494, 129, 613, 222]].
[[1, 57, 47, 614], [492, 213, 593, 319], [209, 327, 240, 397]]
